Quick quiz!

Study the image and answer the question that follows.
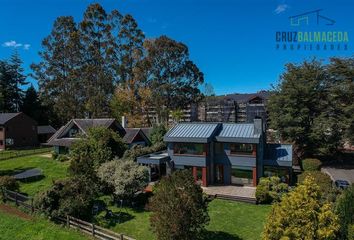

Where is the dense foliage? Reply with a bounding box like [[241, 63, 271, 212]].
[[34, 177, 96, 220], [150, 124, 167, 145], [69, 127, 127, 179], [149, 170, 209, 240], [268, 58, 354, 158], [301, 158, 322, 171], [122, 142, 166, 161], [262, 176, 339, 240], [336, 185, 354, 240], [297, 171, 334, 202], [97, 158, 149, 199], [0, 176, 19, 192], [255, 176, 288, 204]]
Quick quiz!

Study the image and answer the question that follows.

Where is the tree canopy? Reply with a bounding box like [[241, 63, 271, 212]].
[[268, 57, 354, 158]]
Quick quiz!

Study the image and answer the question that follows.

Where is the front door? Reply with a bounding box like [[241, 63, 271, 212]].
[[214, 164, 224, 184]]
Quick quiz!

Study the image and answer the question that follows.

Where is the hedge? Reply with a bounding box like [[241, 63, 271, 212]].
[[301, 158, 322, 171]]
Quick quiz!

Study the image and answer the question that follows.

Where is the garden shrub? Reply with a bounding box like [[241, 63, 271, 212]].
[[122, 142, 166, 161], [256, 176, 288, 204], [348, 224, 354, 240], [0, 176, 19, 192], [56, 154, 69, 162], [150, 124, 167, 145], [52, 151, 58, 160], [302, 158, 322, 171], [336, 185, 354, 239], [297, 171, 333, 201]]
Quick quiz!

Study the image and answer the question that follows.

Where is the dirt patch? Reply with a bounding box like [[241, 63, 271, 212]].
[[0, 204, 32, 220], [39, 153, 52, 158]]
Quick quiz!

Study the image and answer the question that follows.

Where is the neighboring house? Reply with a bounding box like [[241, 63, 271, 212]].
[[47, 119, 126, 154], [47, 118, 152, 154], [0, 112, 38, 150], [37, 125, 56, 143], [123, 128, 151, 148], [138, 119, 292, 187]]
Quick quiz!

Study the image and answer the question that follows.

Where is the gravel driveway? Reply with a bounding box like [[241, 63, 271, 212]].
[[322, 167, 354, 184]]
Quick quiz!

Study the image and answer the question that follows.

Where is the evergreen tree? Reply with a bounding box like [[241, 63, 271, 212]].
[[31, 16, 85, 124], [20, 84, 41, 121]]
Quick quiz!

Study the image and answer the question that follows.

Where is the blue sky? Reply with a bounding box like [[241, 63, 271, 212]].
[[0, 0, 353, 95]]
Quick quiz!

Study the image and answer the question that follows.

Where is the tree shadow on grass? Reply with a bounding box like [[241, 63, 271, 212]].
[[202, 230, 243, 240], [97, 211, 135, 228]]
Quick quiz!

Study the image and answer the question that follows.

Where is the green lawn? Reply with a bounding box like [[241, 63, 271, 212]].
[[96, 198, 271, 240], [0, 154, 69, 196], [0, 147, 51, 160], [0, 210, 90, 240]]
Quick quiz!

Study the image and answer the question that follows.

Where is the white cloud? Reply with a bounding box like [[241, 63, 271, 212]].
[[23, 44, 31, 50], [274, 4, 289, 14], [2, 40, 30, 50]]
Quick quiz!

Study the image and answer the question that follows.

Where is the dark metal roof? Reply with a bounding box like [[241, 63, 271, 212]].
[[0, 113, 21, 124], [137, 151, 170, 165], [264, 144, 293, 167], [38, 125, 56, 134], [164, 123, 221, 143], [215, 123, 261, 143]]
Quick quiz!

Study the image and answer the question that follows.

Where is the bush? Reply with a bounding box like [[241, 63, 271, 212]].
[[52, 151, 58, 160], [149, 170, 209, 240], [348, 224, 354, 240], [34, 177, 96, 220], [302, 158, 322, 171], [0, 176, 19, 192], [336, 185, 354, 239], [56, 155, 70, 162], [262, 176, 340, 240], [297, 171, 333, 201], [256, 176, 288, 204], [122, 142, 166, 161]]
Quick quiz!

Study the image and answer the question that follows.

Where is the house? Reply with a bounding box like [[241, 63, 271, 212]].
[[123, 128, 151, 148], [137, 119, 292, 187], [47, 118, 152, 153], [0, 112, 38, 150], [37, 125, 56, 143]]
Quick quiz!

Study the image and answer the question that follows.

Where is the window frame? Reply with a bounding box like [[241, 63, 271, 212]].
[[173, 143, 207, 156], [229, 143, 254, 156]]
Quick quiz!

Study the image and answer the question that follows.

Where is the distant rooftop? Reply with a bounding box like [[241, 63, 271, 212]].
[[0, 113, 21, 125]]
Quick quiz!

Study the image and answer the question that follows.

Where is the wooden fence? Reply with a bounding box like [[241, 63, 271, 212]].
[[56, 216, 135, 240], [1, 188, 35, 212], [1, 188, 135, 240], [0, 147, 52, 161]]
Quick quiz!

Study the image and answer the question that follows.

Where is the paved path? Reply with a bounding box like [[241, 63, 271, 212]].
[[322, 167, 354, 184], [202, 185, 256, 198]]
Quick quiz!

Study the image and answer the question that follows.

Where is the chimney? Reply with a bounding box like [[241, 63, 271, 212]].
[[254, 118, 263, 135], [121, 116, 128, 128]]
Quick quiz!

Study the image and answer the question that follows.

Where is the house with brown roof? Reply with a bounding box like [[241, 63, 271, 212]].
[[0, 112, 38, 150], [47, 118, 152, 154]]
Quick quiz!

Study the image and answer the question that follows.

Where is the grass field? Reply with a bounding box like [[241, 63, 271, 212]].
[[96, 198, 271, 240], [0, 209, 89, 240], [0, 154, 69, 196], [0, 147, 51, 160]]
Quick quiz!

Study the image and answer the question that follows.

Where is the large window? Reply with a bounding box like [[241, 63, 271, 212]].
[[230, 143, 254, 155], [174, 143, 205, 156]]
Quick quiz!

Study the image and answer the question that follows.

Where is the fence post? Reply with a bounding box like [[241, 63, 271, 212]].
[[15, 192, 18, 205], [66, 215, 70, 227], [31, 198, 34, 213], [120, 234, 124, 240], [91, 223, 95, 236]]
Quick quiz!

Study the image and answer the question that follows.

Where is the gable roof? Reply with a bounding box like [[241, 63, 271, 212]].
[[0, 113, 21, 125], [123, 128, 151, 144], [46, 118, 125, 147], [164, 123, 221, 143], [38, 125, 56, 134]]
